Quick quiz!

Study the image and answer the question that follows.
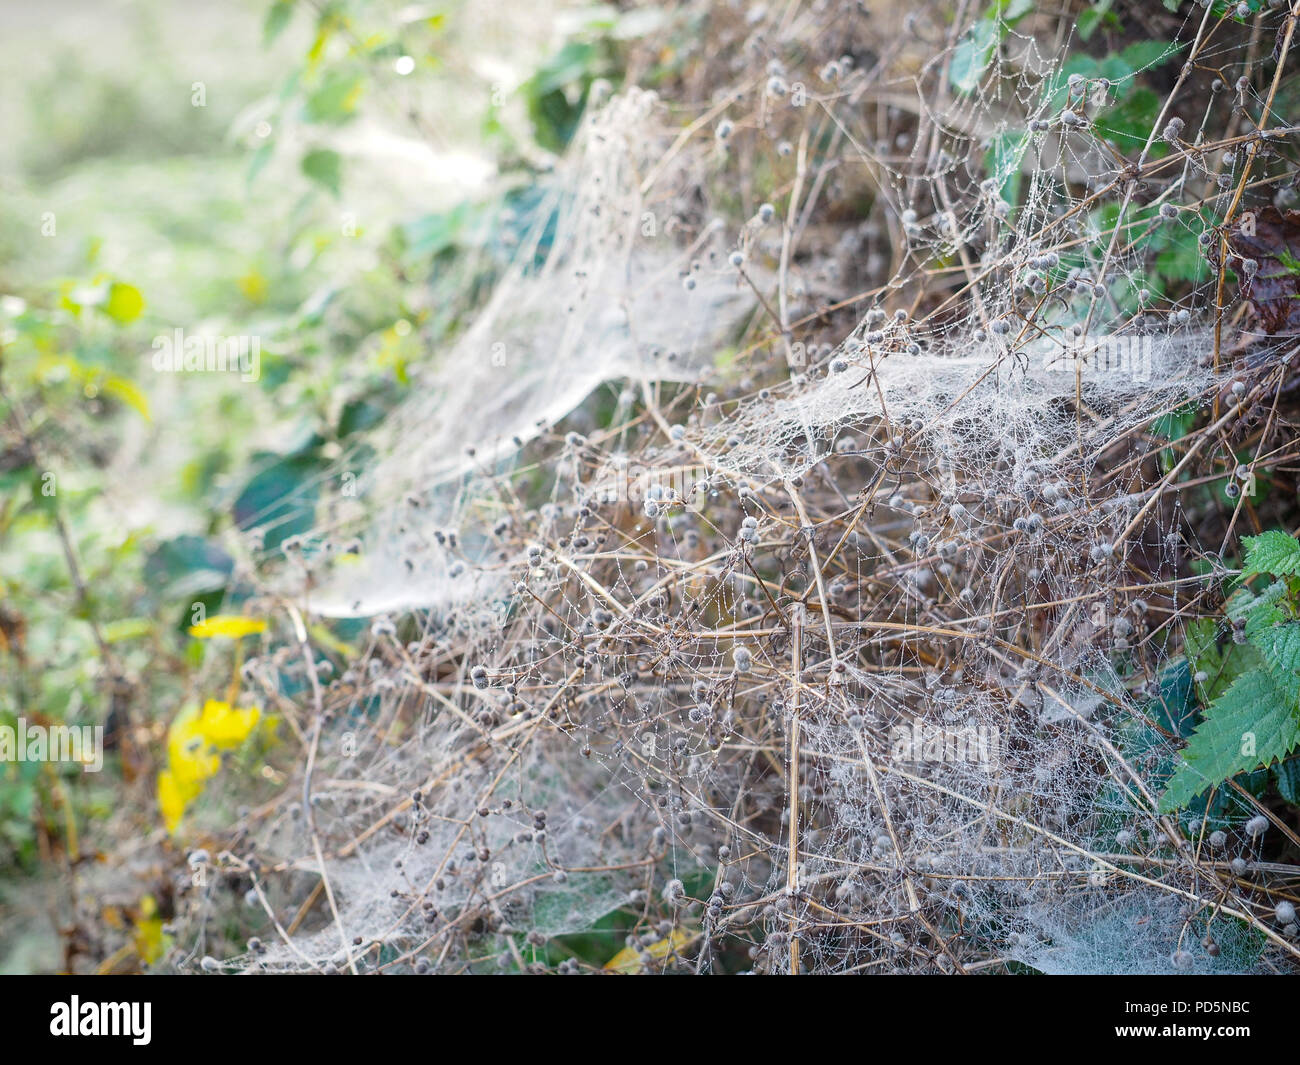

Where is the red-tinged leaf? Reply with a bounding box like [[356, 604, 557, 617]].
[[1224, 206, 1300, 334]]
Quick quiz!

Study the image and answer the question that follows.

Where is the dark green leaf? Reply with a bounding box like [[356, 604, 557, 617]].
[[1160, 667, 1300, 811], [1243, 530, 1300, 577], [1078, 0, 1113, 41], [1274, 755, 1300, 804], [264, 0, 294, 44], [301, 148, 342, 196]]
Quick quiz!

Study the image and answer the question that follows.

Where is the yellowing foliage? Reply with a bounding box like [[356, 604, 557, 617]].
[[187, 615, 267, 639], [132, 895, 171, 965], [603, 928, 693, 973], [157, 699, 261, 832]]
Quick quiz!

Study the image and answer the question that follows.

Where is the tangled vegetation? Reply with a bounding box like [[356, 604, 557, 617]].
[[4, 0, 1300, 975]]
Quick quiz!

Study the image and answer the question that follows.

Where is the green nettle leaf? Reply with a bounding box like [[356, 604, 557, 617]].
[[1242, 530, 1300, 577], [301, 148, 342, 196], [1252, 621, 1300, 676], [1235, 582, 1288, 632], [1159, 667, 1300, 812], [1167, 528, 1300, 811]]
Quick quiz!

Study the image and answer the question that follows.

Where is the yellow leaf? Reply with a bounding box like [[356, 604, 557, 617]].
[[59, 282, 84, 317], [157, 769, 196, 833], [604, 928, 693, 973], [307, 16, 335, 65], [166, 707, 219, 785], [196, 699, 261, 749], [104, 281, 145, 324], [133, 895, 171, 965], [188, 615, 267, 639], [158, 699, 262, 833], [101, 374, 151, 421], [238, 271, 267, 305]]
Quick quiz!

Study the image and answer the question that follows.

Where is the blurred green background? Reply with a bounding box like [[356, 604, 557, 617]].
[[0, 0, 654, 972]]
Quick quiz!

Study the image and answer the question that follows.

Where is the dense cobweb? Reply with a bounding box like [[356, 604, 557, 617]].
[[181, 0, 1300, 975]]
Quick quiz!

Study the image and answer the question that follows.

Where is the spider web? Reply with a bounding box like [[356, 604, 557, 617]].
[[184, 1, 1300, 975]]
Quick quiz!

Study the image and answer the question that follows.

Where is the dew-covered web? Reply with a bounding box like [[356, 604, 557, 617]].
[[189, 2, 1300, 974]]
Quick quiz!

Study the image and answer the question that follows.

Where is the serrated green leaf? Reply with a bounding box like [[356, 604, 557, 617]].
[[1228, 581, 1286, 629], [1251, 621, 1300, 676], [1159, 667, 1300, 812], [1242, 529, 1300, 577]]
